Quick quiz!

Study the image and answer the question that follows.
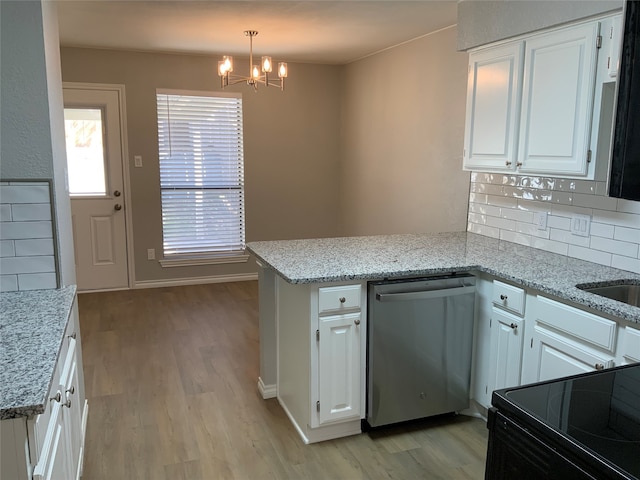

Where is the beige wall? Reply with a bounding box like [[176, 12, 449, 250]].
[[60, 48, 343, 283], [340, 26, 470, 236]]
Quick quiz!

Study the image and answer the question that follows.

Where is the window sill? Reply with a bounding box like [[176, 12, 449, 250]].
[[159, 252, 250, 268]]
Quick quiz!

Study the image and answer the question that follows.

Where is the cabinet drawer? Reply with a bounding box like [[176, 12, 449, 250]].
[[492, 281, 525, 316], [318, 285, 361, 314], [622, 326, 640, 362], [536, 296, 617, 352]]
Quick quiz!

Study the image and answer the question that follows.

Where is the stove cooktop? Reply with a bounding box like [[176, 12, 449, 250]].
[[500, 364, 640, 479]]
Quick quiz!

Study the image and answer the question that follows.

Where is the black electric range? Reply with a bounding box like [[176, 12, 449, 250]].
[[485, 364, 640, 480]]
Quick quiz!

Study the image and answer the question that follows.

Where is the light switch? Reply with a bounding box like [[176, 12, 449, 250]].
[[571, 214, 591, 237], [134, 155, 143, 167]]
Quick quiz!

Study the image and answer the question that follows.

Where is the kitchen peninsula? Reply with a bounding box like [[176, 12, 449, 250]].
[[247, 231, 640, 444]]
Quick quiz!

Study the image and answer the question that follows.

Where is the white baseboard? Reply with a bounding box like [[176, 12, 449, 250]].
[[257, 377, 277, 399], [134, 273, 258, 289]]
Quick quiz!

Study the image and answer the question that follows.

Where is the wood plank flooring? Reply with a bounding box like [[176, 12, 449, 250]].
[[78, 281, 488, 479]]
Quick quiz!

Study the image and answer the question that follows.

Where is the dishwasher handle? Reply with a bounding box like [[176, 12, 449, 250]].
[[375, 285, 476, 302]]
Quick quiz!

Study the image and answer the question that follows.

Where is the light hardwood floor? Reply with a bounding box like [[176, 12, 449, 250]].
[[78, 281, 488, 480]]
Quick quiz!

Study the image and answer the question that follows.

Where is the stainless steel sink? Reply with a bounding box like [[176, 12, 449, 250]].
[[577, 282, 640, 307]]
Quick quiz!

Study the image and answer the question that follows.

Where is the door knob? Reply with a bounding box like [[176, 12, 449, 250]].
[[114, 190, 121, 197], [114, 204, 122, 211]]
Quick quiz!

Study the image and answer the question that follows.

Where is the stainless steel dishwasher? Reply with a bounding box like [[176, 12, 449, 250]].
[[366, 273, 476, 428]]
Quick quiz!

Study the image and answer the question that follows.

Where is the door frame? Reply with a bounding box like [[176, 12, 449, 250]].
[[63, 82, 135, 290]]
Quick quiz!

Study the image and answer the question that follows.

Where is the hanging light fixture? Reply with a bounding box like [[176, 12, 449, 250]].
[[218, 31, 288, 91]]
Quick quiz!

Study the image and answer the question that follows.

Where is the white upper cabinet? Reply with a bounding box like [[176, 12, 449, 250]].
[[463, 17, 616, 178], [464, 43, 523, 171], [518, 23, 599, 176]]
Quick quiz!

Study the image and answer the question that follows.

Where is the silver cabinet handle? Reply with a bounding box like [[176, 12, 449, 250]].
[[510, 323, 517, 330], [505, 161, 512, 166], [595, 363, 605, 371], [516, 162, 523, 167], [63, 399, 71, 408], [354, 319, 360, 326], [339, 297, 346, 304], [50, 391, 61, 403], [377, 285, 476, 302], [500, 294, 508, 301], [67, 332, 76, 340], [66, 386, 75, 395]]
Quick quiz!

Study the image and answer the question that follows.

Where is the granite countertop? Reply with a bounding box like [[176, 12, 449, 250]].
[[247, 232, 640, 323], [0, 286, 77, 420]]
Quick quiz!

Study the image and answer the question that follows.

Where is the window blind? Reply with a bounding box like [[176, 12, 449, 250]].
[[156, 91, 245, 256]]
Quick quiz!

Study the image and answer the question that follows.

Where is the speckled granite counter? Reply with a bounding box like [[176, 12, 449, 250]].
[[247, 232, 640, 323], [0, 286, 77, 419]]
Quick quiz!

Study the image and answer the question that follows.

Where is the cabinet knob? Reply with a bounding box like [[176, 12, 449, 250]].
[[114, 203, 122, 211], [505, 161, 512, 167], [516, 162, 523, 167], [114, 190, 121, 197], [50, 391, 61, 403], [67, 332, 77, 340], [354, 319, 360, 326], [66, 386, 75, 395], [595, 363, 605, 371], [339, 297, 346, 304], [63, 399, 72, 408], [509, 323, 518, 330], [500, 294, 508, 301]]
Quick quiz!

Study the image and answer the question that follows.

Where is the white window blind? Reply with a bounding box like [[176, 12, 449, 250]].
[[156, 90, 245, 256]]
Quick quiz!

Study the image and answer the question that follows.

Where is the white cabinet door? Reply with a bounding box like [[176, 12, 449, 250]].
[[518, 23, 599, 176], [318, 312, 361, 425], [489, 308, 524, 393], [523, 327, 614, 384], [61, 340, 83, 480], [33, 403, 70, 480], [464, 43, 523, 171]]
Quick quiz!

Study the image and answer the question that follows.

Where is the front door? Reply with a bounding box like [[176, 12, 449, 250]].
[[63, 86, 129, 291]]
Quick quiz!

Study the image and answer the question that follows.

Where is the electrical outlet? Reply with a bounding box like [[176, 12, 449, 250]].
[[147, 248, 155, 260], [571, 214, 591, 237], [134, 155, 143, 168], [534, 211, 548, 230]]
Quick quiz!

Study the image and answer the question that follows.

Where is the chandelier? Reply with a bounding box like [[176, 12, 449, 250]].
[[218, 31, 288, 91]]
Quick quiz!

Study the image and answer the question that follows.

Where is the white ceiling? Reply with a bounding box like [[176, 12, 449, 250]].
[[55, 1, 458, 65]]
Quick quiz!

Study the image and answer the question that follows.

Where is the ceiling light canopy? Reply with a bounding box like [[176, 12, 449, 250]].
[[218, 31, 288, 92]]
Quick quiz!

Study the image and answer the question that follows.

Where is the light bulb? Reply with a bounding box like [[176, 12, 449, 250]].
[[223, 56, 233, 73], [278, 62, 288, 78], [262, 56, 272, 73], [252, 65, 261, 79]]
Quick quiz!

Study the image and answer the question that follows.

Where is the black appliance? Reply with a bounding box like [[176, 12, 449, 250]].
[[610, 0, 640, 201], [485, 364, 640, 480]]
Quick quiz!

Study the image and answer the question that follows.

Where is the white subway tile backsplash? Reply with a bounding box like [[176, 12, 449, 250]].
[[11, 203, 51, 221], [547, 215, 571, 231], [590, 236, 638, 258], [17, 272, 57, 291], [611, 255, 640, 274], [568, 244, 612, 266], [1, 275, 18, 292], [590, 222, 615, 238], [0, 240, 15, 257], [15, 239, 55, 256], [550, 228, 590, 247], [468, 222, 500, 239], [0, 185, 50, 203], [466, 173, 640, 273], [614, 226, 640, 244], [500, 230, 532, 246], [618, 198, 640, 214], [485, 215, 516, 231], [0, 255, 55, 274], [0, 205, 11, 221], [0, 221, 52, 240], [572, 193, 619, 210]]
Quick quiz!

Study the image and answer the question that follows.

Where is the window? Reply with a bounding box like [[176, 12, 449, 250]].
[[156, 90, 245, 260]]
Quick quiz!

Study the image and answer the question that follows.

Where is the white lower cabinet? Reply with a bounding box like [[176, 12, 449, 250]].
[[317, 312, 361, 425], [276, 278, 366, 444], [521, 296, 617, 384], [0, 304, 87, 480], [489, 308, 524, 392]]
